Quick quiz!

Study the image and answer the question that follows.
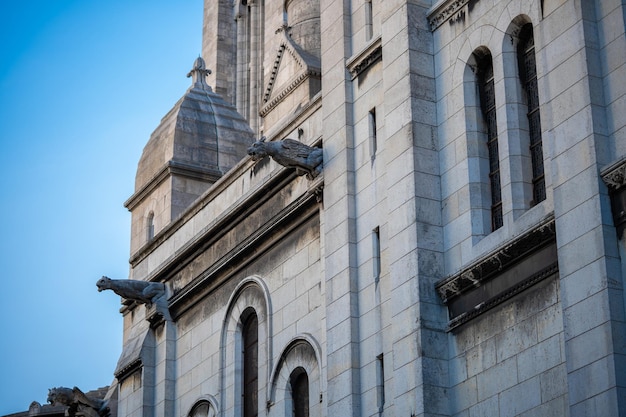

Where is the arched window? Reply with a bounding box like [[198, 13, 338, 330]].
[[146, 211, 155, 242], [289, 367, 309, 417], [517, 23, 545, 204], [188, 400, 216, 417], [475, 50, 503, 231], [243, 312, 258, 417]]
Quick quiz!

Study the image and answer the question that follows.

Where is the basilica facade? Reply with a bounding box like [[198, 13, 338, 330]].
[[106, 0, 626, 416]]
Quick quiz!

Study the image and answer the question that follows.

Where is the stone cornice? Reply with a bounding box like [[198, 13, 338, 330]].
[[427, 0, 471, 30], [601, 157, 626, 191], [436, 215, 556, 303], [346, 36, 382, 80], [114, 358, 142, 381], [261, 31, 321, 117], [124, 161, 222, 211], [168, 189, 320, 318], [260, 69, 321, 117]]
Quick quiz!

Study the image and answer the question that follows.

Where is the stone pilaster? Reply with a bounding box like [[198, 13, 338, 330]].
[[320, 0, 361, 415]]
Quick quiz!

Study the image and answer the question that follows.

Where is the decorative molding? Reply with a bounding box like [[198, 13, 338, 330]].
[[436, 216, 558, 330], [436, 216, 556, 303], [346, 36, 382, 80], [601, 157, 626, 239], [447, 262, 558, 330], [260, 69, 321, 117], [168, 187, 319, 317], [125, 161, 222, 211], [601, 157, 626, 190], [261, 31, 321, 117], [427, 0, 472, 31], [307, 174, 324, 202], [114, 358, 142, 381]]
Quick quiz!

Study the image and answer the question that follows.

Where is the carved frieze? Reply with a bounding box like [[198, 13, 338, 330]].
[[436, 216, 558, 330], [601, 157, 626, 190], [346, 36, 382, 80], [428, 0, 472, 30], [601, 157, 626, 239]]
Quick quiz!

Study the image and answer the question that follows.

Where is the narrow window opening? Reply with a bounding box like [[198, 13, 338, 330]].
[[365, 0, 373, 41], [518, 23, 545, 205], [290, 368, 309, 417], [476, 52, 503, 231], [146, 212, 155, 242], [369, 108, 377, 161], [376, 353, 385, 413], [243, 313, 258, 417], [372, 226, 381, 283]]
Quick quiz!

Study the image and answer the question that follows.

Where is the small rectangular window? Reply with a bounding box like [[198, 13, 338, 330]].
[[369, 108, 377, 161], [372, 227, 381, 283], [365, 0, 373, 41], [376, 353, 385, 412]]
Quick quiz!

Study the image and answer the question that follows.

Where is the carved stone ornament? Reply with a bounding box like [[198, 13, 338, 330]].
[[428, 0, 472, 30], [601, 158, 626, 239], [601, 158, 626, 191], [247, 136, 323, 180], [47, 387, 110, 417], [346, 36, 382, 80], [186, 56, 212, 89], [96, 276, 166, 305]]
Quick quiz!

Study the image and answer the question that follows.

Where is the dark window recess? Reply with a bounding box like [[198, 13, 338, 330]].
[[243, 313, 258, 417], [477, 53, 503, 230], [290, 369, 309, 417], [518, 23, 545, 204]]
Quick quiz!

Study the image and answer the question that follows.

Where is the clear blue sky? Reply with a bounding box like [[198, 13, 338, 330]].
[[0, 1, 202, 414]]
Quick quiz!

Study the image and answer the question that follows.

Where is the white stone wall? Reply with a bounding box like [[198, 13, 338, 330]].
[[435, 0, 553, 273], [448, 276, 568, 416], [433, 0, 626, 415], [116, 0, 626, 416]]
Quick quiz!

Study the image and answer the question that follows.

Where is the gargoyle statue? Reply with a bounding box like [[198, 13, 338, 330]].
[[247, 136, 323, 179], [48, 386, 110, 417], [96, 276, 165, 305]]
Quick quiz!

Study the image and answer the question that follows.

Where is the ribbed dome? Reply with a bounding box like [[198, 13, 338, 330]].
[[126, 58, 254, 252], [134, 57, 254, 192]]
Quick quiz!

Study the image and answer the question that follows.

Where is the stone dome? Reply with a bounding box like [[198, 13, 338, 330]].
[[126, 57, 254, 251]]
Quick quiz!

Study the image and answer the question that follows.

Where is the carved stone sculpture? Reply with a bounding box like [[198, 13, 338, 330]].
[[96, 276, 165, 305], [247, 137, 323, 179], [47, 387, 110, 417]]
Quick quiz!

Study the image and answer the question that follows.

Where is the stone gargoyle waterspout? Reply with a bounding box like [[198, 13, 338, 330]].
[[47, 386, 110, 417], [96, 276, 165, 306], [247, 136, 323, 180]]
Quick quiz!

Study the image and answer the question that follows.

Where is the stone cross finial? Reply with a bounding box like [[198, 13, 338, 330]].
[[187, 56, 212, 89]]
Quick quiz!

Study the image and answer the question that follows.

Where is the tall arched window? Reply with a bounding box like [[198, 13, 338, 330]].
[[289, 367, 309, 417], [517, 23, 545, 204], [475, 51, 503, 231], [243, 312, 258, 417]]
